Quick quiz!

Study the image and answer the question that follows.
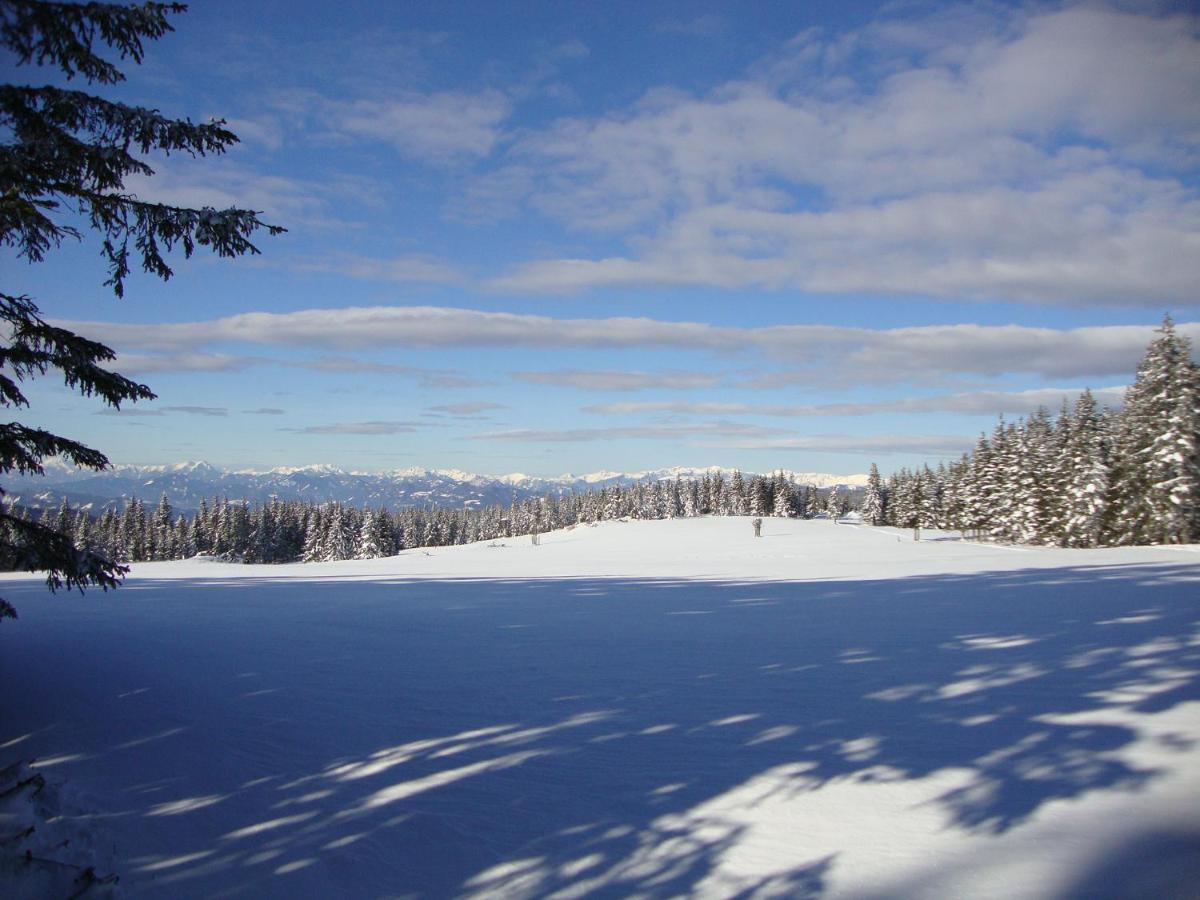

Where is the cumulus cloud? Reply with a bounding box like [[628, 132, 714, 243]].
[[513, 369, 722, 391], [472, 5, 1200, 304]]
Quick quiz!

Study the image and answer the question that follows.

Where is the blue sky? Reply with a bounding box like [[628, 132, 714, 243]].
[[6, 0, 1199, 476]]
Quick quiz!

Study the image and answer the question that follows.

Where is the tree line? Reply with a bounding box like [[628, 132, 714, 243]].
[[5, 471, 854, 565], [860, 317, 1199, 546]]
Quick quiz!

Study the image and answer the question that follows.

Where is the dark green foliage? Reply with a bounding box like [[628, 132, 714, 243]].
[[1, 1, 282, 619]]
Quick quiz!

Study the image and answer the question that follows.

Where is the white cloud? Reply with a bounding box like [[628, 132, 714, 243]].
[[471, 5, 1200, 304], [289, 421, 421, 435], [328, 90, 511, 164], [493, 175, 1200, 303], [513, 370, 721, 391], [468, 422, 970, 458], [222, 116, 285, 151], [162, 406, 229, 417], [288, 254, 464, 285], [122, 158, 363, 231], [701, 433, 976, 457], [469, 421, 778, 443], [583, 386, 1128, 418], [283, 357, 425, 375], [426, 402, 507, 415], [112, 352, 259, 375], [73, 307, 1200, 385]]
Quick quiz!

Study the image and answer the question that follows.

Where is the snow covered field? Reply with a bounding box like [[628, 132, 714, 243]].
[[3, 517, 1199, 898]]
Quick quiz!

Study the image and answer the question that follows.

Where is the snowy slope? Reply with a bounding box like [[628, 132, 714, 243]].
[[2, 518, 1198, 898]]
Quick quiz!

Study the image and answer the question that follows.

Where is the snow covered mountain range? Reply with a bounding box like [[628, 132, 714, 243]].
[[6, 461, 868, 516]]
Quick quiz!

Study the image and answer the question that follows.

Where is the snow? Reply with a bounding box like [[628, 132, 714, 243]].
[[2, 518, 1198, 898], [260, 464, 346, 476], [495, 472, 533, 485], [575, 470, 624, 484]]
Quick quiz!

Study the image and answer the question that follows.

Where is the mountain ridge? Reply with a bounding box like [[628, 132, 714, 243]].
[[12, 460, 868, 516]]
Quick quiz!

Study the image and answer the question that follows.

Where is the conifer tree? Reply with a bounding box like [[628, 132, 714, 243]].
[[151, 493, 173, 560], [748, 475, 769, 516], [683, 479, 700, 517], [72, 508, 92, 551], [771, 473, 796, 518], [1011, 410, 1052, 543], [121, 497, 145, 561], [825, 485, 841, 519], [1062, 389, 1110, 547], [325, 504, 355, 560], [0, 1, 282, 618], [356, 508, 382, 559], [941, 456, 968, 533], [301, 510, 324, 562], [861, 464, 884, 525], [729, 470, 747, 515], [173, 513, 193, 558], [1119, 316, 1200, 544]]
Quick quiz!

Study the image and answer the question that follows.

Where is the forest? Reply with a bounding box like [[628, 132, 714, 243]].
[[863, 317, 1198, 546], [3, 317, 1196, 566]]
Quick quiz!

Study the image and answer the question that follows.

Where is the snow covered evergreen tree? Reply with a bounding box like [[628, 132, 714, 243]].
[[728, 470, 747, 515], [749, 476, 769, 516], [861, 464, 884, 525], [1111, 316, 1200, 544], [771, 474, 796, 518], [151, 494, 173, 560], [825, 485, 841, 519], [1061, 389, 1110, 547], [865, 318, 1196, 548]]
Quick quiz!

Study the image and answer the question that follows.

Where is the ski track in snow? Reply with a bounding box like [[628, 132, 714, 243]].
[[2, 517, 1199, 898]]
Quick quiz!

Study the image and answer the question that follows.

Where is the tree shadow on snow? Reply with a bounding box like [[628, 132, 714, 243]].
[[2, 562, 1199, 897]]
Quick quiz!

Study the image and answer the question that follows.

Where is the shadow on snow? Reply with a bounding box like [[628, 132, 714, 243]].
[[2, 562, 1198, 897]]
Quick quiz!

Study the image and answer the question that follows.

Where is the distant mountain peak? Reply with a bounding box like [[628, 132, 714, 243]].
[[14, 458, 867, 518]]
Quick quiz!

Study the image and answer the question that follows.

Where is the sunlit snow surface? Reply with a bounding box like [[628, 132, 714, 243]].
[[2, 518, 1199, 898]]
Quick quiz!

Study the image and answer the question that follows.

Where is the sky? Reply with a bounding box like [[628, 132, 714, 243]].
[[4, 0, 1199, 477]]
